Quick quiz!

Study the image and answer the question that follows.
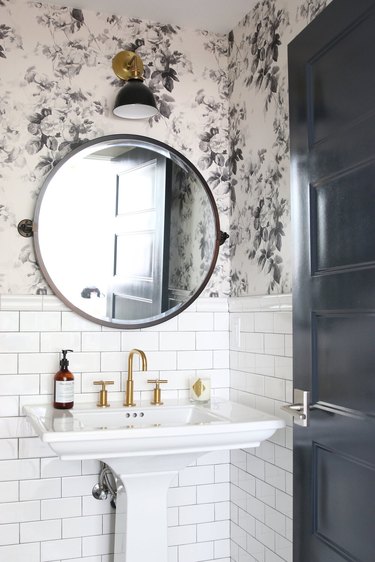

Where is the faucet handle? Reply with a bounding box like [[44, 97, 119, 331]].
[[93, 380, 114, 408], [147, 379, 168, 406]]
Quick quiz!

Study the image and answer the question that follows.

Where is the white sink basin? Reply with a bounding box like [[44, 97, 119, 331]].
[[24, 399, 284, 562], [23, 399, 285, 460]]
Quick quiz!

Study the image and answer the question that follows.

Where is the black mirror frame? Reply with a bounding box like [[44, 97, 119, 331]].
[[33, 134, 221, 330]]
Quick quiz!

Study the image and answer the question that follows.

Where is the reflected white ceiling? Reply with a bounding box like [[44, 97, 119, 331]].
[[41, 0, 252, 33]]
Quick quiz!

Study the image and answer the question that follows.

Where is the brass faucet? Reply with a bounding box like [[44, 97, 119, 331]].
[[124, 348, 148, 407]]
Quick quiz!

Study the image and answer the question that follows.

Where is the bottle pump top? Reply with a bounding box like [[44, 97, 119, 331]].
[[60, 349, 73, 369]]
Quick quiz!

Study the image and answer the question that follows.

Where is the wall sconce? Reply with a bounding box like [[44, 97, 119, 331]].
[[112, 51, 158, 120]]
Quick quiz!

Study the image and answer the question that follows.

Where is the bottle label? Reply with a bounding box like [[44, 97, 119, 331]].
[[55, 380, 74, 404]]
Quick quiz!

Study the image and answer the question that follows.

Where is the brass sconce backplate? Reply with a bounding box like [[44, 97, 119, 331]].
[[112, 51, 144, 81]]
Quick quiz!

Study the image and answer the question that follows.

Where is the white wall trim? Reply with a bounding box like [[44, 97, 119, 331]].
[[228, 293, 292, 312]]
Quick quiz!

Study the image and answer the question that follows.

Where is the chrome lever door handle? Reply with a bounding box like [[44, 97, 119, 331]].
[[281, 389, 310, 427]]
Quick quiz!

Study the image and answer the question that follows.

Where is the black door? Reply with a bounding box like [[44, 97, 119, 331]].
[[289, 1, 375, 560]]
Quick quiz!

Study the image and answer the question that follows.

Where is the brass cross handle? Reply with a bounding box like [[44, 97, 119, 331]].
[[93, 380, 114, 408], [147, 379, 168, 406]]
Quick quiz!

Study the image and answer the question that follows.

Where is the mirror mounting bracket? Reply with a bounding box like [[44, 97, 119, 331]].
[[17, 219, 34, 238], [219, 231, 229, 245]]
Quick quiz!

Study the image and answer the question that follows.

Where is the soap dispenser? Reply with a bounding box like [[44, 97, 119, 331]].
[[54, 349, 74, 409]]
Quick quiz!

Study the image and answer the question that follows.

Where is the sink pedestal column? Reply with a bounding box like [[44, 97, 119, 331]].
[[105, 454, 199, 562]]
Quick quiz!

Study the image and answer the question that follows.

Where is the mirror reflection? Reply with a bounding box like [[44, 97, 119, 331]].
[[34, 136, 219, 328]]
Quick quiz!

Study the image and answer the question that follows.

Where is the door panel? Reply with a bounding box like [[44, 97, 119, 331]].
[[289, 0, 375, 560]]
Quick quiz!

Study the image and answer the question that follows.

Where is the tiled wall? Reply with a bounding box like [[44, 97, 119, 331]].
[[229, 295, 293, 562], [0, 294, 231, 562]]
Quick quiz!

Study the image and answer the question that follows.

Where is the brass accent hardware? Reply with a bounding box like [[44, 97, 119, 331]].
[[124, 349, 148, 407], [147, 379, 168, 405], [93, 380, 114, 408], [192, 378, 206, 398], [112, 51, 144, 81]]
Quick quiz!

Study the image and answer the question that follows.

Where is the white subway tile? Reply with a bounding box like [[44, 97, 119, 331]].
[[179, 504, 215, 525], [168, 486, 196, 507], [20, 311, 61, 332], [177, 351, 212, 370], [142, 350, 177, 370], [62, 311, 99, 331], [275, 490, 292, 518], [0, 458, 39, 481], [213, 350, 230, 369], [245, 494, 265, 523], [238, 508, 255, 535], [265, 462, 285, 489], [20, 519, 61, 543], [20, 478, 61, 501], [0, 353, 17, 374], [0, 374, 40, 395], [230, 521, 247, 550], [42, 497, 81, 520], [274, 446, 292, 473], [0, 542, 39, 562], [0, 312, 19, 331], [275, 533, 292, 562], [245, 454, 265, 481], [215, 501, 230, 521], [230, 483, 247, 511], [178, 313, 214, 331], [0, 396, 18, 416], [41, 537, 81, 561], [197, 520, 229, 541], [0, 523, 19, 546], [0, 438, 17, 459], [214, 313, 229, 331], [264, 506, 286, 536], [0, 501, 40, 524], [256, 480, 276, 508], [41, 457, 81, 478], [214, 538, 230, 558], [63, 515, 102, 538], [62, 474, 98, 497], [121, 331, 160, 350], [0, 333, 39, 352], [160, 331, 195, 351], [168, 524, 196, 546], [274, 356, 292, 380], [41, 331, 81, 352], [264, 334, 284, 356], [70, 352, 101, 372], [83, 495, 114, 515], [19, 437, 55, 458], [256, 520, 275, 550], [197, 483, 229, 504], [198, 450, 229, 465], [215, 463, 230, 483], [82, 534, 114, 556], [264, 378, 285, 402], [179, 540, 213, 562], [284, 336, 292, 357], [100, 351, 127, 371], [254, 313, 274, 333], [0, 481, 18, 503], [196, 331, 229, 350], [246, 534, 265, 561], [179, 465, 214, 487], [244, 333, 264, 354], [147, 316, 178, 331], [273, 313, 292, 335], [255, 354, 275, 377], [19, 352, 58, 374], [82, 332, 120, 352]]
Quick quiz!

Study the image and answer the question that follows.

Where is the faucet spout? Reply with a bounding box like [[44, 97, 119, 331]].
[[124, 348, 148, 407]]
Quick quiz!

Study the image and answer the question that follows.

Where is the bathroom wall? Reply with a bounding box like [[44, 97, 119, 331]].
[[0, 294, 231, 562], [0, 2, 232, 561], [227, 1, 330, 561]]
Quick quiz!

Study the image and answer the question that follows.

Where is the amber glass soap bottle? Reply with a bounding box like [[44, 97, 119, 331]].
[[54, 349, 74, 409]]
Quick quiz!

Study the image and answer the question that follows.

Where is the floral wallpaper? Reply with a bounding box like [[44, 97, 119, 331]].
[[228, 0, 329, 295], [0, 0, 333, 300], [0, 0, 230, 296]]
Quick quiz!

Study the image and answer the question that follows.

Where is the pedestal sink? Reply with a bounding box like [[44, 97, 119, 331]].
[[24, 399, 285, 562]]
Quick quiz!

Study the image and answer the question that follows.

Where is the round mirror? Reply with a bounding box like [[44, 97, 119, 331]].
[[34, 135, 220, 329]]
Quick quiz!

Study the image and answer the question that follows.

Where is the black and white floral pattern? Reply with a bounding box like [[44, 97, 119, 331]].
[[0, 0, 230, 296]]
